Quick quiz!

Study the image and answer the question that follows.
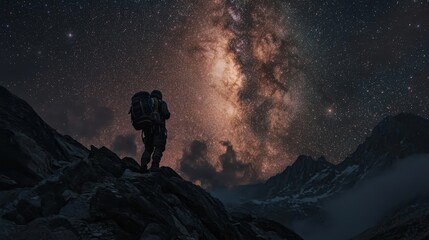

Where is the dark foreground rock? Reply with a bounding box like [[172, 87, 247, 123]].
[[0, 85, 302, 239], [353, 197, 429, 240], [0, 86, 88, 189], [0, 146, 302, 240]]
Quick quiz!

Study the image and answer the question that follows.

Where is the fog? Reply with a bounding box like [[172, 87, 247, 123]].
[[294, 154, 429, 240]]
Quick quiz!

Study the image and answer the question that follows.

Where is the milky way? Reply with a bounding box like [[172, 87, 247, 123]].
[[190, 0, 306, 178], [1, 0, 428, 186]]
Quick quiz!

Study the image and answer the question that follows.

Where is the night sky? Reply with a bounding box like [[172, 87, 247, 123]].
[[1, 0, 428, 186]]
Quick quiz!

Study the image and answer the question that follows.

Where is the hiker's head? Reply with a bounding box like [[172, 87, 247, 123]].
[[151, 90, 163, 100]]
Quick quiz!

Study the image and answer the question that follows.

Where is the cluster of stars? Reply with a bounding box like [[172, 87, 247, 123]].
[[0, 0, 427, 183]]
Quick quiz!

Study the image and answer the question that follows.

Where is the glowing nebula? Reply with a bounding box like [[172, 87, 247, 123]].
[[188, 0, 306, 180], [66, 0, 308, 184]]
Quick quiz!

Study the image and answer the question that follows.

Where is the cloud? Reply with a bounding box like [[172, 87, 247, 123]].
[[111, 134, 137, 156], [293, 154, 429, 240], [217, 141, 258, 186], [179, 140, 217, 187], [179, 140, 258, 188], [44, 98, 114, 139]]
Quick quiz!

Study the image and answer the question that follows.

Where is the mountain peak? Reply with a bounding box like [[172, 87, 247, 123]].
[[231, 113, 429, 239], [375, 113, 429, 137], [262, 155, 333, 197], [293, 155, 315, 167], [286, 155, 333, 173], [341, 113, 429, 167]]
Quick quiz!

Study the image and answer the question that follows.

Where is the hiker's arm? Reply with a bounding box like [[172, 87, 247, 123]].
[[161, 102, 170, 120]]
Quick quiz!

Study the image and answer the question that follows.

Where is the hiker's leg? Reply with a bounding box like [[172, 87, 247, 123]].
[[151, 127, 167, 170], [141, 130, 154, 172]]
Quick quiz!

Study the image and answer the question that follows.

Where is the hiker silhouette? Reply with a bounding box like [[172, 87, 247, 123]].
[[129, 90, 170, 172]]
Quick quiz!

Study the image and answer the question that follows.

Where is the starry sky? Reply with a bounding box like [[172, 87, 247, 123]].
[[1, 0, 428, 186]]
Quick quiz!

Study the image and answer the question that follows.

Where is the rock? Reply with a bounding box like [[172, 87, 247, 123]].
[[231, 212, 303, 240], [0, 128, 46, 187], [3, 195, 42, 224], [0, 86, 89, 189], [11, 216, 79, 240], [88, 146, 125, 177], [353, 197, 429, 240], [122, 157, 141, 172], [159, 166, 183, 179], [0, 218, 23, 240], [59, 197, 90, 219], [0, 86, 303, 239], [0, 175, 18, 190], [141, 223, 168, 240], [121, 169, 142, 179], [1, 159, 302, 239]]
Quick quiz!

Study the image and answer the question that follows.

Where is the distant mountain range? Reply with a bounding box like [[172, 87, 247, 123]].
[[0, 85, 302, 240], [212, 113, 429, 239]]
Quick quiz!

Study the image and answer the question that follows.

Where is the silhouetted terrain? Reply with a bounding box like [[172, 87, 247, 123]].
[[0, 86, 302, 240], [2, 83, 429, 240], [213, 113, 429, 239]]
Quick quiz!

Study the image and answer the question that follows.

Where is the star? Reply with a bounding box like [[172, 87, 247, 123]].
[[0, 0, 427, 184]]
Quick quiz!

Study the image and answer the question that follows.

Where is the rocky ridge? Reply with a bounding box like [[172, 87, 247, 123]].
[[0, 86, 302, 240], [0, 86, 88, 189]]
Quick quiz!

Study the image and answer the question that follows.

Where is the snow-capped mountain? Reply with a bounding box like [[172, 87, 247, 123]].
[[221, 113, 429, 239]]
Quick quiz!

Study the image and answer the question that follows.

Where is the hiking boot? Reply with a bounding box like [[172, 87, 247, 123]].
[[150, 162, 160, 172], [140, 165, 149, 173]]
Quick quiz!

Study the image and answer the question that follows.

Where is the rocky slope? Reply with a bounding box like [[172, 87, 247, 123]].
[[353, 196, 429, 240], [0, 86, 88, 189], [0, 86, 302, 240], [225, 113, 429, 239]]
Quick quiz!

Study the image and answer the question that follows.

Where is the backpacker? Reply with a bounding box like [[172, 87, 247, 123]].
[[129, 91, 161, 130]]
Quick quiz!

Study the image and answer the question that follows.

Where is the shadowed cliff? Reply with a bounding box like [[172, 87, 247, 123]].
[[0, 86, 302, 240]]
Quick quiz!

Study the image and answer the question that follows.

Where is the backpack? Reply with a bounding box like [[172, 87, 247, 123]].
[[129, 91, 161, 130]]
